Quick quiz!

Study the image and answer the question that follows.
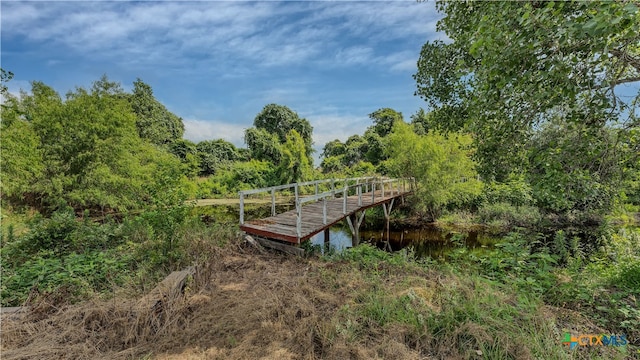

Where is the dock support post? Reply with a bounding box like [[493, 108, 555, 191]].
[[382, 199, 395, 244], [345, 211, 366, 247], [324, 228, 330, 253]]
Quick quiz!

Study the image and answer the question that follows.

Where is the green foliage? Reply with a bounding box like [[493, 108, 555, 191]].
[[483, 175, 533, 207], [409, 108, 432, 135], [250, 103, 313, 163], [0, 67, 14, 96], [0, 204, 207, 307], [320, 108, 404, 173], [343, 135, 368, 167], [368, 107, 403, 138], [363, 128, 385, 166], [0, 116, 44, 203], [169, 139, 200, 178], [244, 127, 282, 163], [326, 244, 573, 359], [196, 139, 240, 176], [321, 139, 346, 158], [200, 160, 276, 197], [545, 227, 640, 340], [477, 203, 542, 230], [277, 130, 314, 184], [415, 1, 639, 215], [528, 121, 622, 213], [129, 78, 184, 146], [457, 232, 558, 294], [2, 76, 186, 212], [384, 121, 482, 218], [1, 248, 135, 306], [320, 155, 346, 174]]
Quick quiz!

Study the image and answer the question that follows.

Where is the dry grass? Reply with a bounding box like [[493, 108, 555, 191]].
[[0, 243, 421, 360], [1, 240, 632, 360]]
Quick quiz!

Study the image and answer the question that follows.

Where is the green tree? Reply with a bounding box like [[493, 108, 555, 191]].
[[277, 130, 313, 184], [344, 135, 368, 167], [385, 122, 482, 218], [320, 155, 346, 174], [0, 110, 44, 205], [363, 128, 386, 166], [251, 104, 314, 164], [12, 77, 184, 212], [415, 1, 639, 213], [410, 108, 432, 135], [368, 108, 403, 137], [244, 127, 282, 163], [196, 139, 240, 176], [528, 120, 624, 213], [322, 139, 346, 158], [0, 68, 13, 98], [169, 139, 200, 178], [129, 79, 184, 146]]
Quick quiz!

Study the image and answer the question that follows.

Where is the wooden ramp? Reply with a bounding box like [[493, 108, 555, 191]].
[[238, 177, 413, 244]]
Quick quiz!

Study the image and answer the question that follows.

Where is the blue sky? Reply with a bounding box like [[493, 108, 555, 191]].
[[1, 1, 444, 162]]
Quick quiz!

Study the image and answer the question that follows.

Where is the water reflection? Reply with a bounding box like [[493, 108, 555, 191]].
[[308, 225, 495, 258], [361, 227, 494, 258], [194, 203, 494, 258]]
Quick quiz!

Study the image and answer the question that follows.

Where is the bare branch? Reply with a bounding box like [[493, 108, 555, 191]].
[[609, 48, 640, 72], [613, 76, 640, 86]]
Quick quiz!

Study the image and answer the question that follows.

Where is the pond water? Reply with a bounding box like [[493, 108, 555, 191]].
[[309, 225, 496, 258], [195, 203, 495, 258]]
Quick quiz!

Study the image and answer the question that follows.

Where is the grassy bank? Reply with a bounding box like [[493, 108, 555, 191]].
[[2, 214, 638, 359]]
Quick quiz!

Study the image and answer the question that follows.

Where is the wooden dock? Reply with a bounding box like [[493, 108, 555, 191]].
[[239, 177, 413, 244]]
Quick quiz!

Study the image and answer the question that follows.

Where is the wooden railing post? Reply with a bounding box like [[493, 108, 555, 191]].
[[343, 186, 347, 214], [296, 197, 302, 242], [239, 192, 245, 225], [372, 181, 376, 202], [358, 184, 362, 206], [323, 197, 327, 224], [271, 189, 276, 216]]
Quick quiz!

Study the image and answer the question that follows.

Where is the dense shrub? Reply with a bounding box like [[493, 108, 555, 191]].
[[477, 202, 542, 229]]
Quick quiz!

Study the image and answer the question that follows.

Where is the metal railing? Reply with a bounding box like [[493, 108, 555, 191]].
[[239, 177, 414, 242]]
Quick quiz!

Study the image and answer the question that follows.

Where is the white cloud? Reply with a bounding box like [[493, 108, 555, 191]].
[[309, 113, 369, 147], [335, 46, 374, 66], [183, 119, 249, 146], [1, 1, 440, 72]]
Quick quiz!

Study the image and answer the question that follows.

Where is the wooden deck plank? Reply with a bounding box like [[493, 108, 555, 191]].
[[241, 189, 410, 244]]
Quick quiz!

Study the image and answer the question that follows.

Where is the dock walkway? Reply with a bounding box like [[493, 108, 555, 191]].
[[239, 177, 413, 244]]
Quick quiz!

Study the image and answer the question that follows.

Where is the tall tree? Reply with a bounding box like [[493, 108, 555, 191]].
[[251, 104, 314, 164], [277, 130, 312, 184], [9, 77, 184, 212], [385, 122, 482, 219], [0, 101, 43, 204], [322, 139, 346, 158], [244, 127, 283, 163], [196, 139, 240, 176], [0, 68, 14, 98], [415, 1, 639, 212], [129, 79, 184, 146], [368, 108, 403, 137]]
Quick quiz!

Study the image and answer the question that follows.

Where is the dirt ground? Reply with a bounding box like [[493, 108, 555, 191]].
[[0, 243, 427, 360]]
